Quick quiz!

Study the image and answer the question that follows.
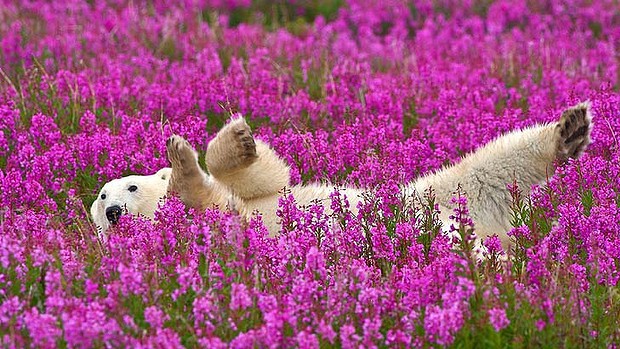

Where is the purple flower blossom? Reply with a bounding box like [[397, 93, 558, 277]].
[[230, 283, 253, 311], [340, 324, 361, 349], [22, 308, 61, 348], [488, 307, 510, 331], [0, 0, 618, 346], [483, 235, 505, 261], [295, 330, 319, 348], [144, 306, 167, 329], [424, 303, 465, 346]]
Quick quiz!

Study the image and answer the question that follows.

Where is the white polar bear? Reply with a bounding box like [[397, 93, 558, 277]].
[[91, 103, 592, 248], [165, 103, 592, 247], [90, 168, 171, 233]]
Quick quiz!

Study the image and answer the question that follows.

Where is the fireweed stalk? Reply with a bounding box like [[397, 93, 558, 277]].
[[1, 0, 620, 347]]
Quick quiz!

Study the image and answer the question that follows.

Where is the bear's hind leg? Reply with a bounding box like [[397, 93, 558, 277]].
[[555, 102, 592, 161]]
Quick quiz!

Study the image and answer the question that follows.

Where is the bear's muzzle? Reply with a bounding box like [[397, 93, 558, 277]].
[[105, 205, 122, 225]]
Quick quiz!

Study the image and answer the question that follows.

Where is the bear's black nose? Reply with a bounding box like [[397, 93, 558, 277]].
[[105, 205, 123, 225]]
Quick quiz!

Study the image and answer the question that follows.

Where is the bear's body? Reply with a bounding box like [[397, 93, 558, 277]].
[[408, 119, 573, 241], [92, 103, 592, 247], [165, 103, 591, 246], [165, 121, 365, 236]]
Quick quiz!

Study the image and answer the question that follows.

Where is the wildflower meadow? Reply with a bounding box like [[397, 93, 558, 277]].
[[1, 0, 620, 347]]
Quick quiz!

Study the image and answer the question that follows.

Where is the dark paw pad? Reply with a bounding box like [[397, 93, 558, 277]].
[[557, 102, 592, 160], [166, 135, 198, 169]]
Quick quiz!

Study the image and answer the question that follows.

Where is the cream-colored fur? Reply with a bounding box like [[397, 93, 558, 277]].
[[90, 168, 171, 233], [92, 103, 592, 248], [165, 118, 365, 232], [166, 103, 592, 246]]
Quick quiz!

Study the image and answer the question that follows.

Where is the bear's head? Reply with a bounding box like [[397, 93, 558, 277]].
[[90, 168, 172, 233]]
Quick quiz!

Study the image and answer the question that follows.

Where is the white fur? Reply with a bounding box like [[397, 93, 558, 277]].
[[90, 168, 171, 233], [92, 103, 592, 253], [165, 103, 592, 249]]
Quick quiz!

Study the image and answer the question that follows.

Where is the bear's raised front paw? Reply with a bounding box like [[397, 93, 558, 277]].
[[206, 118, 258, 175], [556, 102, 592, 160], [232, 121, 258, 167], [166, 135, 200, 173]]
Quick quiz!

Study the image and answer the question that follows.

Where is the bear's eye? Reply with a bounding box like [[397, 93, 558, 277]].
[[128, 185, 138, 193], [100, 194, 106, 200]]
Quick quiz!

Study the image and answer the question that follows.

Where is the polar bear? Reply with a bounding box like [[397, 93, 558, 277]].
[[91, 103, 592, 245], [165, 102, 592, 246], [90, 168, 172, 233]]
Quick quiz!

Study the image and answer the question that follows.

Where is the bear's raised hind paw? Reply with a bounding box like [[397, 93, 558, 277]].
[[556, 102, 593, 160]]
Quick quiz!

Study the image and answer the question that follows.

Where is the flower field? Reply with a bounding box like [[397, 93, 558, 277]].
[[1, 0, 620, 347]]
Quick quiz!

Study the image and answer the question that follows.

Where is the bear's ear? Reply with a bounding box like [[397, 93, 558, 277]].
[[155, 167, 172, 181], [229, 112, 245, 122]]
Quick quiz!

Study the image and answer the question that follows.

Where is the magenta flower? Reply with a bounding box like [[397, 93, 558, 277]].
[[22, 308, 61, 348], [0, 0, 618, 346], [230, 283, 253, 311], [424, 303, 465, 346], [488, 307, 510, 331], [144, 306, 167, 329]]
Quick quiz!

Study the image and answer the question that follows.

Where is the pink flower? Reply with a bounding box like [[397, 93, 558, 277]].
[[0, 0, 618, 346], [144, 306, 167, 329], [22, 308, 61, 348], [296, 330, 319, 348], [339, 324, 361, 349], [488, 307, 510, 331], [424, 302, 465, 346], [230, 283, 253, 311]]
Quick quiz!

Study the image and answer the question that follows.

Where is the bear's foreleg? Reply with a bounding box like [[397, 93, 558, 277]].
[[205, 118, 291, 200], [166, 135, 230, 210], [206, 117, 259, 178]]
